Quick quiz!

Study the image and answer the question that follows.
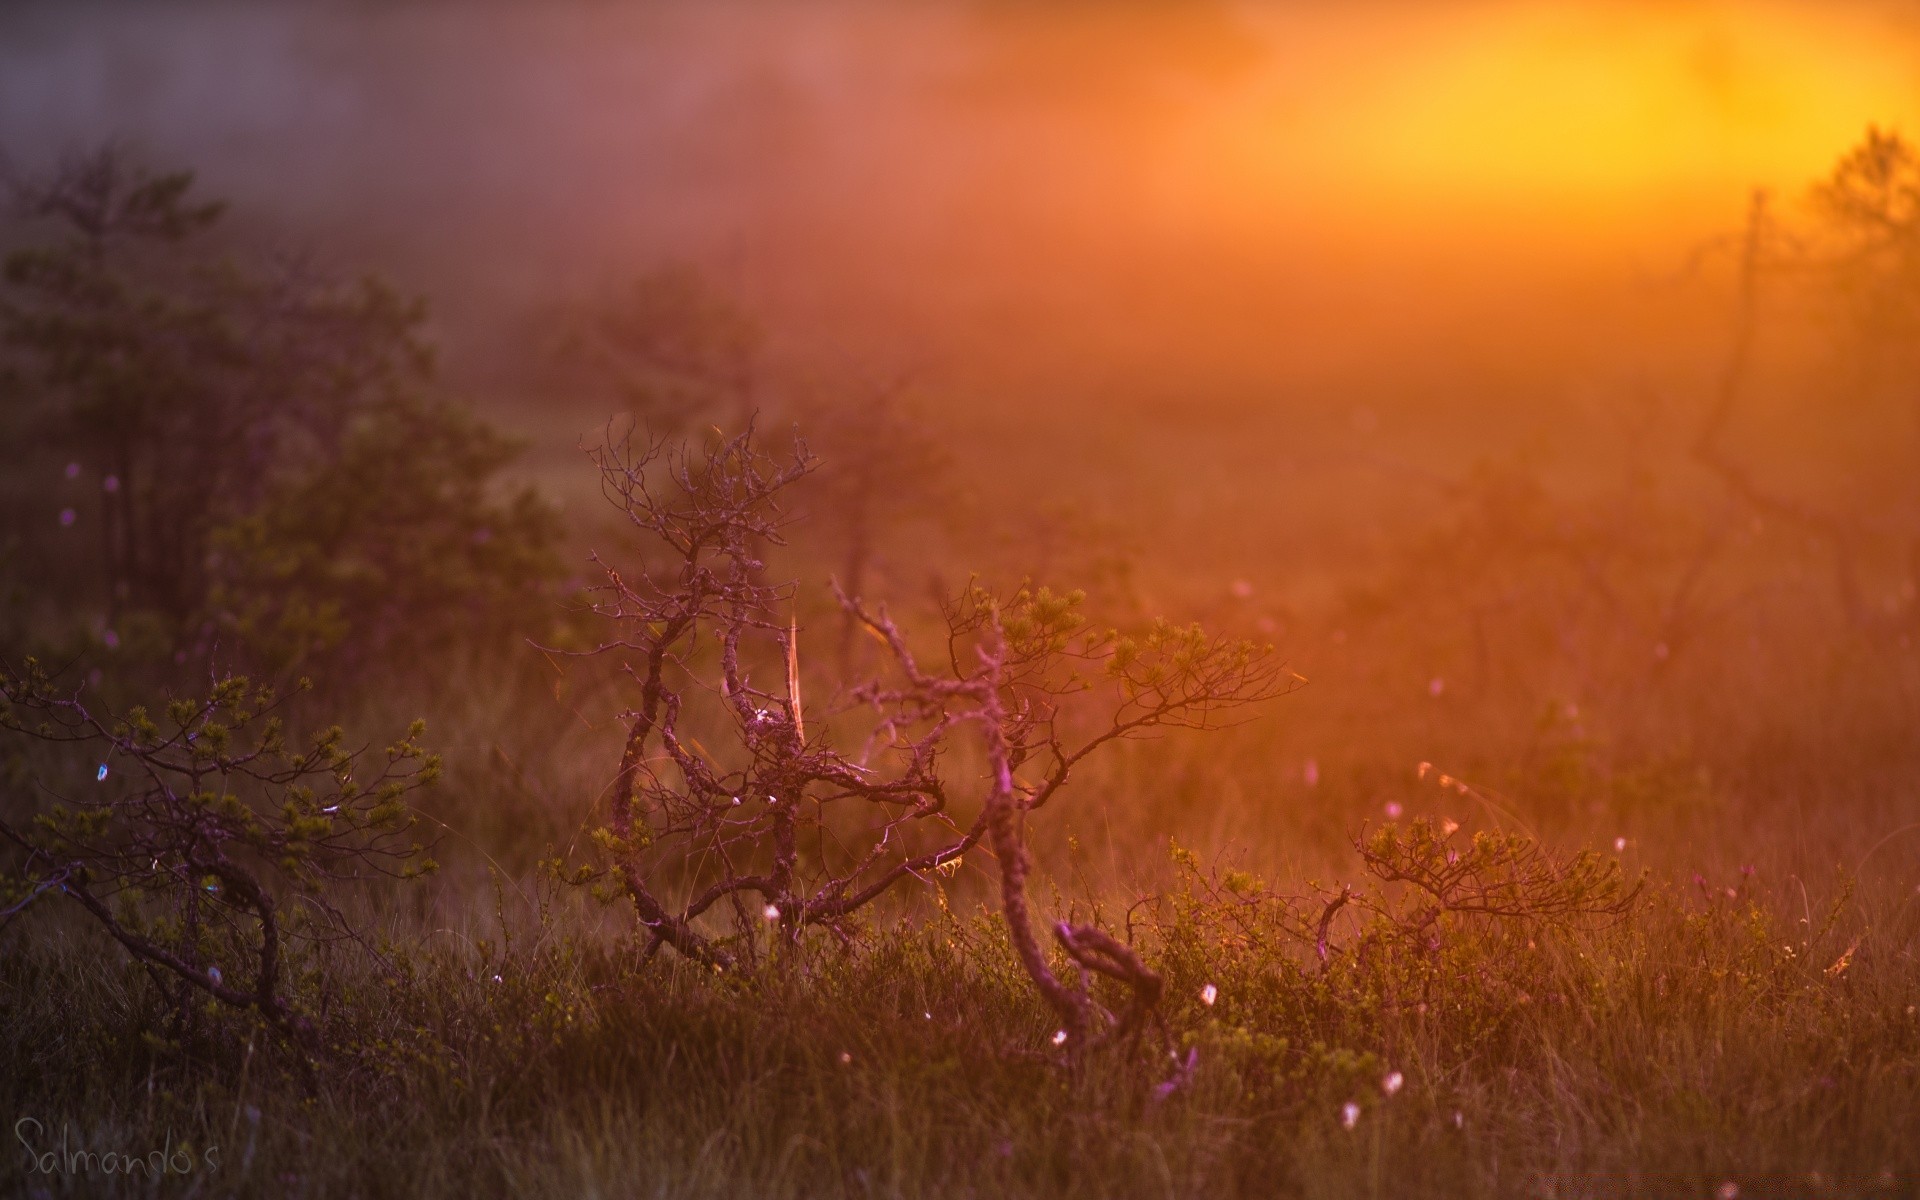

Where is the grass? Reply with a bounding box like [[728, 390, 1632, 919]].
[[4, 816, 1916, 1198]]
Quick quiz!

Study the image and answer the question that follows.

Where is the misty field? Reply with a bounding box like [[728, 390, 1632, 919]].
[[5, 4, 1920, 1198]]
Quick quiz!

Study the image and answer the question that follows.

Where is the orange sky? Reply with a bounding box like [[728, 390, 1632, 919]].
[[1243, 3, 1916, 241], [0, 0, 1915, 392], [944, 2, 1920, 257]]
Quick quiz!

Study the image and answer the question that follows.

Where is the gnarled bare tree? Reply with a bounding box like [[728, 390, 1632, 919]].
[[567, 422, 1291, 1047]]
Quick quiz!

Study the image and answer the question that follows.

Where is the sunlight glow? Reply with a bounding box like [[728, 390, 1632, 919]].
[[1206, 3, 1920, 238], [1345, 7, 1913, 198]]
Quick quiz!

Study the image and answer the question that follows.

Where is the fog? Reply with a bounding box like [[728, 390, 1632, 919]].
[[10, 2, 1914, 374], [5, 0, 1919, 595]]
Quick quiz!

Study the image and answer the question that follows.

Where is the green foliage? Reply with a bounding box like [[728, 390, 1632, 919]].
[[0, 148, 560, 679], [947, 579, 1281, 720], [944, 580, 1091, 669], [1356, 817, 1640, 923], [0, 150, 432, 622], [560, 263, 762, 430], [0, 660, 439, 1053], [208, 396, 562, 680]]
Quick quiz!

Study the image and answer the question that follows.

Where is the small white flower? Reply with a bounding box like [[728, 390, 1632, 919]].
[[839, 1051, 852, 1064], [95, 764, 109, 782], [762, 904, 781, 921], [1614, 836, 1627, 852], [1051, 1030, 1069, 1046], [491, 974, 503, 984], [1341, 1101, 1360, 1129], [1382, 1071, 1404, 1096], [1200, 983, 1218, 1006], [207, 966, 222, 985]]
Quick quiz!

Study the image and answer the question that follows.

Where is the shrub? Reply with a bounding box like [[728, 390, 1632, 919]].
[[560, 422, 1291, 1049], [557, 263, 762, 432], [0, 660, 439, 1062], [0, 149, 430, 624], [0, 148, 561, 678], [207, 395, 562, 683]]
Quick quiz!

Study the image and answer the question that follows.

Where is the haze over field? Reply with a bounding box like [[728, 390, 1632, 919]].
[[6, 1, 1916, 395], [3, 7, 1919, 1194]]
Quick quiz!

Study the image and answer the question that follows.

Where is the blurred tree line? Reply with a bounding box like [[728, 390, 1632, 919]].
[[0, 149, 561, 686], [0, 143, 1160, 706], [7, 127, 1913, 752], [1333, 126, 1920, 723]]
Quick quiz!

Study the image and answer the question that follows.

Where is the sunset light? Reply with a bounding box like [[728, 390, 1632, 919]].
[[1177, 3, 1920, 240], [2, 3, 1918, 1195], [1333, 5, 1917, 200]]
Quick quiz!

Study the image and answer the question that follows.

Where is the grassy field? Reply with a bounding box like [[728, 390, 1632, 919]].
[[6, 384, 1920, 1196], [8, 387, 1920, 1198], [5, 841, 1915, 1198], [5, 618, 1919, 1198]]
